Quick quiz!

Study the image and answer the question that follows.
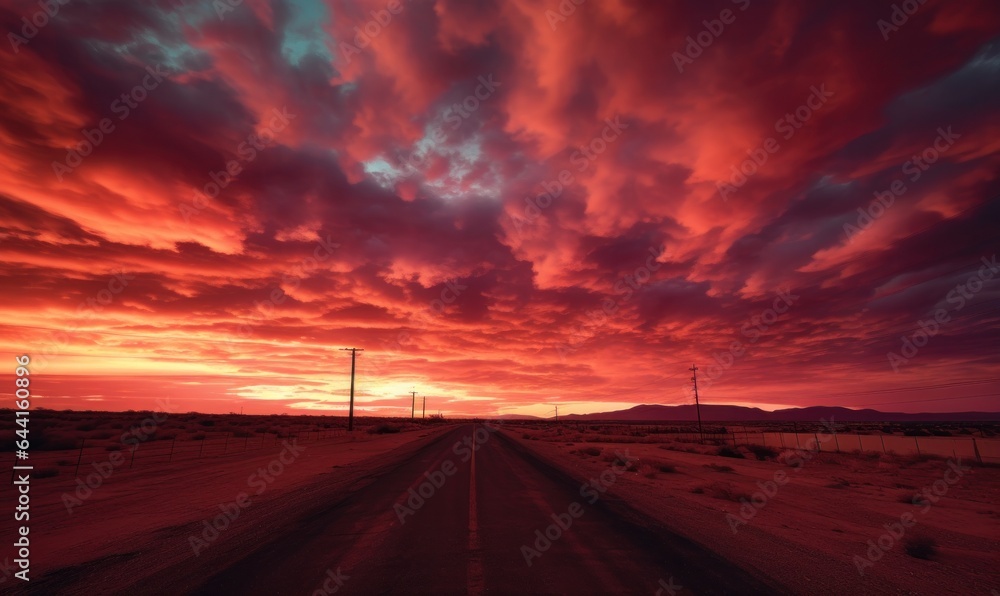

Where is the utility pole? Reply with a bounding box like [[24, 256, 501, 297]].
[[340, 348, 364, 431], [422, 396, 426, 419], [555, 405, 558, 422], [690, 364, 703, 440], [411, 390, 417, 419]]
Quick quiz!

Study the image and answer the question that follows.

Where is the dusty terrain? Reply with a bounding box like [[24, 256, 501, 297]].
[[0, 425, 451, 591], [512, 425, 1000, 594], [2, 419, 997, 594]]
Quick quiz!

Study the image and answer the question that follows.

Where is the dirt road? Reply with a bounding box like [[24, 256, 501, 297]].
[[26, 424, 778, 594]]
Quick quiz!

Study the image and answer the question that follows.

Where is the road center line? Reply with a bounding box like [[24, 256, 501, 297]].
[[467, 424, 484, 595]]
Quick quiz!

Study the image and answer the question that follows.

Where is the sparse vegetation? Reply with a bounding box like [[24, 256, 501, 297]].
[[826, 477, 850, 489], [904, 536, 938, 559], [717, 446, 744, 459], [746, 444, 779, 461], [696, 481, 749, 502], [900, 493, 931, 506], [367, 424, 401, 434]]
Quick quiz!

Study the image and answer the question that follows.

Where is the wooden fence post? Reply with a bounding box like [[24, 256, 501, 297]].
[[972, 438, 982, 464], [75, 438, 86, 476], [223, 433, 230, 454], [168, 439, 176, 463]]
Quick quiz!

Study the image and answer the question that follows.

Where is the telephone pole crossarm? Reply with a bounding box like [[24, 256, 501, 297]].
[[689, 364, 703, 440]]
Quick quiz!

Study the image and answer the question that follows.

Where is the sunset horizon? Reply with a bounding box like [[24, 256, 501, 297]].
[[2, 0, 999, 419]]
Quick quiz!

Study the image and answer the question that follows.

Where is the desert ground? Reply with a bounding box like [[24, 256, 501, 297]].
[[1, 415, 998, 594]]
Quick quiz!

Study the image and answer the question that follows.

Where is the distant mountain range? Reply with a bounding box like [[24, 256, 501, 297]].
[[553, 404, 1000, 422], [494, 413, 543, 420]]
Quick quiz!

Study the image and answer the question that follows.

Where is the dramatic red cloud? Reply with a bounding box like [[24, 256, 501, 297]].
[[1, 0, 998, 417]]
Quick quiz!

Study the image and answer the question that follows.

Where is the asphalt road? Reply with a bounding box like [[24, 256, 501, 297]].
[[171, 423, 774, 595]]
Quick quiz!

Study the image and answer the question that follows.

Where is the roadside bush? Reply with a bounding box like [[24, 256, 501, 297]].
[[637, 463, 656, 478], [904, 536, 938, 559], [367, 424, 401, 435], [31, 428, 78, 451], [826, 477, 850, 489], [717, 446, 744, 459], [34, 468, 59, 478], [746, 444, 778, 461], [697, 481, 749, 502], [900, 493, 931, 506]]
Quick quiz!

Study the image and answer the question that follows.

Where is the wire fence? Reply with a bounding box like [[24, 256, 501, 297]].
[[545, 422, 999, 464], [724, 429, 999, 464], [10, 428, 349, 482]]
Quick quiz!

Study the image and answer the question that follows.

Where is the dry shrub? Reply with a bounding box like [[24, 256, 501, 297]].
[[601, 451, 636, 471], [34, 468, 59, 479], [638, 463, 657, 478], [746, 444, 779, 461], [367, 424, 401, 434], [904, 536, 938, 559], [696, 481, 749, 502], [704, 463, 734, 473], [900, 493, 931, 506], [826, 477, 850, 489]]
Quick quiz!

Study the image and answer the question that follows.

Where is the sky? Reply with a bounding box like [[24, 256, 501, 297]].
[[1, 0, 999, 417]]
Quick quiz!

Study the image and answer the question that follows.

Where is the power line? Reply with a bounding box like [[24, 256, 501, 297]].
[[838, 392, 1000, 408]]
